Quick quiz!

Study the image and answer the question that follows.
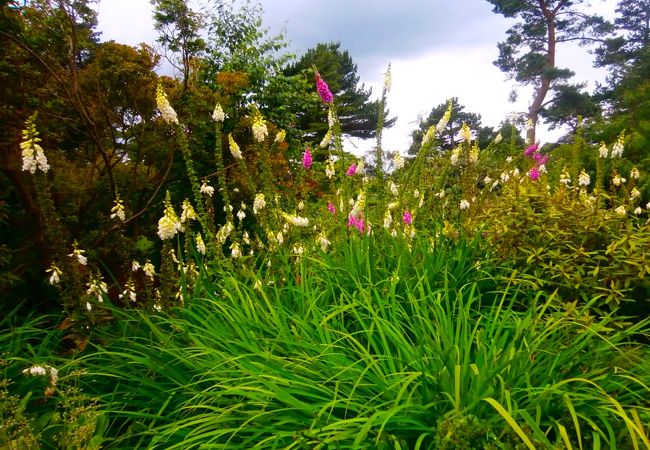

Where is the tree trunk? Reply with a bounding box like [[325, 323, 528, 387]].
[[527, 0, 560, 144]]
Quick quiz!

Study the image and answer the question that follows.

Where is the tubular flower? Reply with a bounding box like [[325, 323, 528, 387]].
[[494, 132, 503, 144], [132, 260, 141, 272], [119, 279, 137, 303], [200, 180, 214, 197], [460, 123, 472, 142], [524, 144, 538, 157], [275, 129, 286, 142], [559, 167, 571, 185], [327, 202, 336, 215], [450, 147, 461, 166], [68, 241, 87, 265], [318, 233, 331, 251], [421, 125, 436, 148], [598, 142, 608, 158], [86, 277, 108, 302], [529, 166, 540, 181], [46, 263, 62, 285], [143, 260, 155, 279], [228, 133, 242, 159], [393, 152, 404, 170], [402, 210, 413, 225], [346, 164, 357, 176], [253, 193, 266, 214], [469, 144, 479, 164], [612, 173, 626, 187], [195, 233, 206, 255], [611, 132, 625, 158], [230, 242, 242, 259], [211, 102, 226, 122], [283, 213, 309, 227], [156, 83, 178, 124], [315, 71, 334, 103], [303, 147, 313, 169], [251, 110, 268, 142], [630, 167, 640, 180], [216, 221, 234, 243], [320, 129, 332, 148], [157, 193, 183, 240], [20, 113, 49, 174], [383, 63, 392, 92], [615, 205, 626, 216], [459, 199, 470, 210], [349, 191, 366, 219], [631, 187, 641, 199], [383, 210, 393, 229], [578, 170, 591, 187], [111, 195, 126, 221], [436, 101, 452, 134], [347, 215, 365, 234], [325, 158, 335, 178], [181, 199, 197, 223], [634, 206, 643, 215]]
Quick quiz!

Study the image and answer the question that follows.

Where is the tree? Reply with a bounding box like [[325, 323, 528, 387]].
[[283, 42, 396, 141], [408, 98, 494, 155], [151, 0, 207, 92], [539, 82, 601, 133], [487, 0, 612, 143], [594, 0, 649, 80]]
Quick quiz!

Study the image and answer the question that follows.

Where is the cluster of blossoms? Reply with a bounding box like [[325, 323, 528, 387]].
[[303, 147, 313, 169], [119, 279, 137, 303], [68, 241, 87, 265], [325, 158, 335, 179], [156, 83, 178, 124], [420, 100, 452, 149], [111, 195, 126, 222], [437, 101, 452, 134], [611, 132, 625, 158], [393, 152, 404, 170], [253, 193, 266, 214], [523, 143, 548, 181], [315, 71, 334, 104], [559, 167, 572, 185], [200, 180, 214, 197], [211, 102, 226, 122], [133, 259, 155, 280], [228, 133, 242, 159], [251, 109, 268, 142], [22, 364, 59, 396], [578, 169, 591, 187], [46, 263, 62, 285], [347, 191, 366, 234], [86, 276, 108, 302], [283, 212, 309, 227], [21, 113, 50, 174], [157, 193, 183, 240]]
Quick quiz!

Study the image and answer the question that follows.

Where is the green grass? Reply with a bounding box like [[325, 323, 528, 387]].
[[60, 231, 650, 449]]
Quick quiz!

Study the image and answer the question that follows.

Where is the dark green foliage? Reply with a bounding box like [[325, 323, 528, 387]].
[[284, 42, 396, 141], [409, 98, 494, 155]]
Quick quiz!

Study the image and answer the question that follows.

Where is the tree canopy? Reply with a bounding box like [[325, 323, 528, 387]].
[[487, 0, 613, 143], [284, 42, 396, 141]]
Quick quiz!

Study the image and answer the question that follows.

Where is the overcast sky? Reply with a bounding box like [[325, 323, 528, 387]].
[[95, 0, 618, 155]]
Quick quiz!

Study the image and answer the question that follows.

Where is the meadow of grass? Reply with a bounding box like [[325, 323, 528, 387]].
[[2, 73, 650, 449]]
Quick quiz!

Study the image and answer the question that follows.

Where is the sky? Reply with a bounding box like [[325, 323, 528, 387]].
[[94, 0, 619, 156]]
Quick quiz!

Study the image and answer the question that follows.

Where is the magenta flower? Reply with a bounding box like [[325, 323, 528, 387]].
[[303, 147, 313, 169], [315, 71, 333, 104], [347, 215, 364, 234], [402, 210, 412, 225], [529, 166, 540, 181], [346, 164, 357, 176], [327, 202, 336, 215], [533, 153, 548, 165], [524, 144, 538, 157]]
